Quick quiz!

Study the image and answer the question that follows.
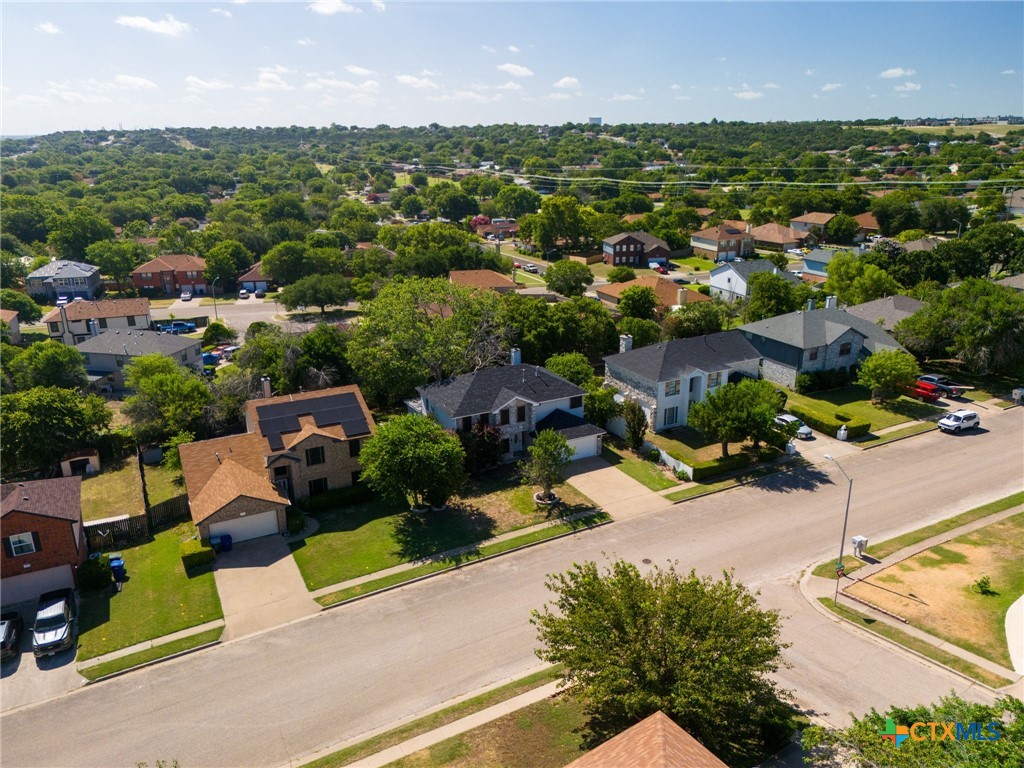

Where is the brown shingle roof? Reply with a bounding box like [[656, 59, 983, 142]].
[[449, 269, 516, 291], [692, 223, 751, 242], [1, 477, 83, 522], [237, 261, 267, 282], [133, 254, 206, 274], [854, 212, 879, 230], [190, 457, 289, 523], [790, 212, 836, 226], [563, 711, 729, 768], [750, 222, 808, 245], [42, 298, 150, 324], [0, 309, 19, 324], [595, 276, 709, 309], [604, 231, 670, 250]]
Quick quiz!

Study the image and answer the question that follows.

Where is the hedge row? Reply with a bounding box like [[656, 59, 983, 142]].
[[180, 539, 215, 570], [691, 453, 751, 481], [788, 404, 871, 439]]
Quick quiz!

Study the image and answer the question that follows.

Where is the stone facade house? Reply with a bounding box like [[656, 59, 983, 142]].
[[43, 298, 152, 345], [1, 477, 87, 604], [739, 307, 904, 388], [603, 331, 761, 432], [179, 385, 376, 544]]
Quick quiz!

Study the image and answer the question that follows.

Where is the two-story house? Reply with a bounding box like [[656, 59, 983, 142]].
[[408, 352, 604, 461], [1, 477, 87, 604], [602, 232, 671, 267], [179, 384, 376, 544], [689, 222, 754, 262], [25, 260, 103, 301], [750, 222, 815, 252], [42, 298, 152, 345], [708, 260, 802, 302], [0, 309, 21, 344], [603, 331, 762, 433], [132, 254, 208, 296], [789, 212, 836, 237], [75, 329, 203, 390], [739, 305, 905, 388]]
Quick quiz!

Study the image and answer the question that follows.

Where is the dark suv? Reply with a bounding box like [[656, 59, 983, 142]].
[[1, 611, 24, 661], [31, 589, 77, 657]]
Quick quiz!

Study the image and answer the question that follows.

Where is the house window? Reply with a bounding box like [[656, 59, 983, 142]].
[[569, 395, 583, 409], [839, 342, 852, 356], [664, 406, 679, 426], [500, 408, 510, 426], [180, 352, 188, 362], [127, 316, 136, 327], [308, 477, 328, 496], [49, 322, 60, 334], [500, 438, 511, 454], [809, 349, 818, 361], [461, 416, 472, 431], [689, 377, 699, 393], [115, 355, 125, 367], [305, 446, 325, 466], [478, 414, 489, 427], [6, 532, 38, 556], [186, 271, 198, 279], [74, 335, 88, 344], [141, 272, 152, 279], [349, 439, 361, 458], [99, 318, 108, 329], [273, 466, 288, 478], [665, 380, 680, 397], [517, 405, 527, 422], [708, 372, 722, 388]]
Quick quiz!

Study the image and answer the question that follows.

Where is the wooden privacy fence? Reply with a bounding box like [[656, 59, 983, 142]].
[[85, 515, 149, 552], [148, 495, 191, 529]]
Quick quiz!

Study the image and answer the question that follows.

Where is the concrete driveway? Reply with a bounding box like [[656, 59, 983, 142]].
[[213, 536, 318, 642], [565, 456, 670, 520], [1, 602, 84, 713]]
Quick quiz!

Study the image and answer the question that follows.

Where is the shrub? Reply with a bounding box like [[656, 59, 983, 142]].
[[180, 538, 215, 570], [286, 506, 306, 536], [794, 374, 813, 394], [756, 446, 781, 463], [646, 448, 662, 463], [675, 468, 691, 482], [78, 555, 112, 592], [696, 284, 711, 296], [973, 575, 995, 596], [298, 483, 374, 513], [690, 453, 751, 481]]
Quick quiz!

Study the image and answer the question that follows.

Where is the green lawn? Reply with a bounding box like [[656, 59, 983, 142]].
[[646, 427, 747, 466], [79, 459, 146, 522], [600, 443, 677, 491], [147, 298, 177, 308], [77, 522, 224, 660], [198, 296, 239, 306], [785, 386, 944, 431], [855, 421, 936, 448], [670, 256, 717, 272], [143, 463, 185, 506], [80, 627, 223, 681], [663, 460, 806, 502], [812, 491, 1024, 579]]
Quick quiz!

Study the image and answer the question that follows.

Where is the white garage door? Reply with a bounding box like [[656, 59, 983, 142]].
[[209, 511, 279, 544], [567, 435, 600, 460], [2, 565, 75, 605]]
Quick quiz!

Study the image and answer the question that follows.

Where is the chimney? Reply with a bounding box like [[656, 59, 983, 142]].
[[807, 298, 814, 311], [619, 334, 633, 353], [825, 295, 837, 309], [677, 288, 686, 305], [746, 223, 751, 234], [261, 376, 272, 399], [510, 347, 522, 365]]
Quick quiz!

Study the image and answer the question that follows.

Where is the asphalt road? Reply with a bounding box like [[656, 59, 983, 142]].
[[1, 408, 1021, 768]]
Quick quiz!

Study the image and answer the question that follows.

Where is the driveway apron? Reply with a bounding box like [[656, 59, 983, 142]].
[[565, 456, 669, 520], [213, 536, 318, 642]]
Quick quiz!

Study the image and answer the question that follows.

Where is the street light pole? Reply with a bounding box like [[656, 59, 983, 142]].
[[953, 218, 962, 239], [824, 454, 853, 605], [211, 276, 220, 322]]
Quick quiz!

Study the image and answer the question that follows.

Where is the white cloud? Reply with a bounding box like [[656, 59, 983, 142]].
[[346, 64, 374, 76], [481, 44, 496, 54], [548, 92, 572, 101], [508, 45, 520, 53], [880, 67, 916, 79], [821, 83, 843, 92], [1002, 69, 1017, 75], [670, 84, 681, 90], [610, 93, 639, 102], [244, 72, 294, 91], [114, 74, 158, 90], [211, 8, 232, 17], [297, 37, 316, 46], [495, 81, 522, 91], [420, 69, 440, 77], [804, 68, 815, 76], [734, 90, 763, 100], [372, 0, 386, 11], [395, 74, 439, 90], [497, 62, 533, 77], [185, 75, 233, 92], [763, 82, 781, 89], [115, 14, 193, 36], [552, 76, 580, 89], [894, 81, 921, 92], [35, 22, 61, 34], [308, 0, 361, 15], [304, 77, 379, 92]]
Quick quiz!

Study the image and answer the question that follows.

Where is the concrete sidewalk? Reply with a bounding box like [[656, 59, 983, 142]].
[[77, 618, 225, 669]]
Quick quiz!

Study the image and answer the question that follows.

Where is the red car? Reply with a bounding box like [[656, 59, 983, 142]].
[[652, 264, 668, 274], [903, 380, 942, 402]]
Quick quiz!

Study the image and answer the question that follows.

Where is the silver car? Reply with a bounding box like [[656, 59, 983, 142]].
[[775, 414, 813, 439]]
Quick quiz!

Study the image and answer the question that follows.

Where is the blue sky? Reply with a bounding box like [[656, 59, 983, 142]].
[[2, 1, 1021, 135]]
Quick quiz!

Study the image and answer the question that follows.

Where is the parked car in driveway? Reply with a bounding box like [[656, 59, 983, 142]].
[[938, 409, 980, 433], [31, 588, 77, 658], [159, 320, 197, 334], [254, 289, 266, 298], [917, 374, 964, 398], [1, 611, 24, 661], [775, 414, 813, 439], [238, 289, 249, 299], [902, 380, 942, 403], [652, 264, 669, 274], [180, 291, 192, 301]]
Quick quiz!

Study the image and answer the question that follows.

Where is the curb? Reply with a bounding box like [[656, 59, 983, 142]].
[[81, 639, 222, 685], [667, 459, 811, 505], [318, 515, 612, 610], [856, 424, 937, 451]]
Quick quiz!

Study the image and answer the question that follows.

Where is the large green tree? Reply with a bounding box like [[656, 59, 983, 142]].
[[0, 289, 43, 323], [9, 341, 87, 391], [520, 429, 573, 501], [824, 212, 859, 244], [662, 301, 725, 339], [856, 349, 920, 402], [495, 185, 542, 218], [360, 414, 466, 509], [824, 253, 901, 306], [122, 354, 212, 444], [962, 222, 1024, 273], [689, 379, 782, 457], [0, 251, 28, 290], [544, 260, 594, 297], [747, 272, 800, 321], [532, 561, 792, 763], [617, 285, 658, 320], [47, 207, 115, 261], [203, 240, 254, 287], [544, 352, 594, 387], [278, 274, 352, 316], [84, 239, 148, 292], [617, 317, 661, 349]]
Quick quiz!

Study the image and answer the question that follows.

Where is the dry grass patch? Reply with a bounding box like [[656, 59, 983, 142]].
[[844, 513, 1024, 668], [79, 458, 146, 522]]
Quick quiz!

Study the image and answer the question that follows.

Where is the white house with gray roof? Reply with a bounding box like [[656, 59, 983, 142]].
[[25, 260, 103, 301], [739, 307, 904, 388], [407, 352, 604, 461], [708, 259, 803, 302], [75, 329, 202, 390], [603, 331, 762, 432]]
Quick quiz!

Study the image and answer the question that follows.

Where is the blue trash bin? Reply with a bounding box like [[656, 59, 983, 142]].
[[209, 535, 222, 553], [220, 534, 233, 552], [110, 558, 126, 582]]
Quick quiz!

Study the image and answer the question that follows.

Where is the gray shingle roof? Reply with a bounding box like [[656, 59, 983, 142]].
[[603, 330, 760, 383], [713, 259, 802, 284], [75, 329, 199, 357], [804, 248, 842, 265], [739, 307, 904, 353], [536, 409, 606, 441], [844, 295, 924, 330], [418, 365, 585, 418], [26, 260, 99, 281]]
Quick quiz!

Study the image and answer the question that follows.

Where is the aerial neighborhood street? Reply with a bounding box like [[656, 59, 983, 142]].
[[2, 2, 1024, 767]]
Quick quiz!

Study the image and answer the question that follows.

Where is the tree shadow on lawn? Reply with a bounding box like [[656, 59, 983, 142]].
[[749, 463, 832, 494], [391, 504, 498, 564]]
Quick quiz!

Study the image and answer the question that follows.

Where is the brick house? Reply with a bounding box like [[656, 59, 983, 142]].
[[0, 309, 21, 344], [179, 385, 375, 544], [42, 298, 152, 345], [601, 232, 671, 266], [132, 254, 208, 296], [449, 269, 517, 294], [595, 275, 711, 314], [238, 261, 270, 293], [1, 477, 87, 604], [689, 222, 754, 262]]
